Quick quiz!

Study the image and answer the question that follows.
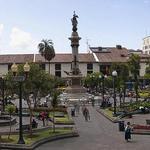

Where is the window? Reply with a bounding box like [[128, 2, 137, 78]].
[[39, 64, 45, 70], [55, 64, 61, 70], [55, 64, 61, 77], [100, 65, 110, 75], [55, 71, 61, 77], [87, 63, 93, 70], [145, 46, 148, 49], [87, 63, 93, 74]]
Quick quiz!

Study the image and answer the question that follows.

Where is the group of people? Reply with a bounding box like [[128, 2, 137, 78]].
[[71, 102, 90, 122], [100, 97, 111, 108]]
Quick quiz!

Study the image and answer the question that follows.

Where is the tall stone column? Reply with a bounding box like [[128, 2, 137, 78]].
[[69, 12, 81, 75], [64, 12, 87, 93]]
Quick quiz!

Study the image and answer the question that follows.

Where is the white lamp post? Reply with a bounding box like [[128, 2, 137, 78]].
[[112, 70, 117, 116]]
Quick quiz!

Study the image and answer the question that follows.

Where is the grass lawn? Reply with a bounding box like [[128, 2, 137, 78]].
[[100, 108, 118, 119], [0, 128, 73, 145], [54, 114, 74, 124]]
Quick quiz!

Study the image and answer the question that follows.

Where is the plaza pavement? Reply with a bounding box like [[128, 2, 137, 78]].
[[0, 97, 150, 150], [35, 105, 150, 150]]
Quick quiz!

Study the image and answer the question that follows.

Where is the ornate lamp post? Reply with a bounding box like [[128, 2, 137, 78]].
[[112, 70, 117, 116], [11, 62, 30, 144], [99, 74, 107, 107]]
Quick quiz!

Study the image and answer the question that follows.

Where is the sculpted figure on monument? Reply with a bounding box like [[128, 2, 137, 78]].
[[71, 11, 78, 32]]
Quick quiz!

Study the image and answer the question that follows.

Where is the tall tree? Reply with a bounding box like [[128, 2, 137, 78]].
[[5, 63, 57, 136], [128, 54, 140, 101], [110, 62, 129, 106], [5, 104, 16, 139], [51, 90, 60, 133], [38, 39, 55, 74]]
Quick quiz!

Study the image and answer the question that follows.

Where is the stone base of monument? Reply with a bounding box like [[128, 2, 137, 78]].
[[65, 85, 87, 93], [65, 75, 86, 93]]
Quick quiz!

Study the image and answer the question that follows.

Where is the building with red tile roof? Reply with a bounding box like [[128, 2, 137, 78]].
[[0, 46, 149, 77]]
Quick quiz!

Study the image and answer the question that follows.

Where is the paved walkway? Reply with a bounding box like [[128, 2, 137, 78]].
[[35, 106, 150, 150]]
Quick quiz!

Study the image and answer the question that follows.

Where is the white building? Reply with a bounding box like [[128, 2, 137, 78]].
[[0, 46, 149, 78], [143, 36, 150, 54]]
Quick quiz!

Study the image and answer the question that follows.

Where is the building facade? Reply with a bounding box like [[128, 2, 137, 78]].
[[143, 36, 150, 54], [0, 46, 149, 78]]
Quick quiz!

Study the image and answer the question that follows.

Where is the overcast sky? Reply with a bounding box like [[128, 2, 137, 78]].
[[0, 0, 150, 54]]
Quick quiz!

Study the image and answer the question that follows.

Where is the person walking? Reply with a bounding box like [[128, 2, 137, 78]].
[[83, 107, 90, 121], [76, 103, 80, 114], [125, 122, 132, 142]]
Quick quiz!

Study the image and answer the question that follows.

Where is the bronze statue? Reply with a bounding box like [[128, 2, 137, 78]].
[[71, 11, 78, 32]]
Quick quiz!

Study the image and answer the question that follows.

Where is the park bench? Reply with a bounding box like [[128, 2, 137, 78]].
[[16, 122, 38, 131]]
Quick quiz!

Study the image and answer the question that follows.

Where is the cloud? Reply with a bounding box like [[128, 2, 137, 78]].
[[0, 24, 4, 36], [10, 27, 37, 51]]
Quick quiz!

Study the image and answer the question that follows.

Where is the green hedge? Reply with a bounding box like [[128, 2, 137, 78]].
[[32, 107, 67, 113]]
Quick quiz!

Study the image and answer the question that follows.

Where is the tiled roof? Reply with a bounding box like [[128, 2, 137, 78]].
[[35, 53, 96, 63], [0, 54, 34, 64], [91, 47, 128, 63], [0, 51, 148, 64], [78, 53, 96, 62], [35, 54, 72, 63]]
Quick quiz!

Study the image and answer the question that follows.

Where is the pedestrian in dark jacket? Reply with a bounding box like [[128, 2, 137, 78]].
[[125, 122, 132, 142], [83, 107, 90, 121]]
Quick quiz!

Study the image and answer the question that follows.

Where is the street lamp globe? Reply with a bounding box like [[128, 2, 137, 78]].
[[112, 70, 117, 77], [23, 62, 30, 72], [11, 63, 18, 75], [23, 62, 30, 78], [99, 75, 102, 79], [104, 74, 107, 78]]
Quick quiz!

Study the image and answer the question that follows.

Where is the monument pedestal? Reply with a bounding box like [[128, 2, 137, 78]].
[[65, 75, 86, 93]]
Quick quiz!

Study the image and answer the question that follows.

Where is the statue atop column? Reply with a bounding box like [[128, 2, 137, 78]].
[[64, 11, 81, 77], [71, 11, 78, 32]]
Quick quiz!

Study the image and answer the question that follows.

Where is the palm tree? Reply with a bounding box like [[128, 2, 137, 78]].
[[38, 39, 55, 74]]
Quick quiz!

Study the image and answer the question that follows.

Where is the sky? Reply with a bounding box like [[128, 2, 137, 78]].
[[0, 0, 150, 54]]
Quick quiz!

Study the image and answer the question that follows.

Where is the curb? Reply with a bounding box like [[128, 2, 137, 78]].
[[96, 109, 119, 123], [0, 131, 79, 150], [97, 109, 150, 135]]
